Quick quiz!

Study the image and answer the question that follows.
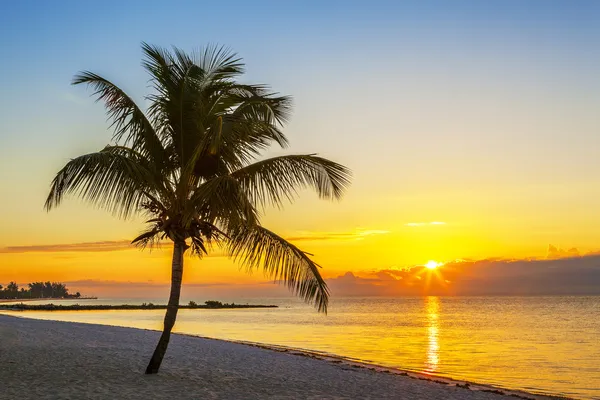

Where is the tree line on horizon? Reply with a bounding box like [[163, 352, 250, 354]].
[[0, 281, 81, 300]]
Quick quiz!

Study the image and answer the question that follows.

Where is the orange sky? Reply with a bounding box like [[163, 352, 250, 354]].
[[1, 211, 596, 294], [2, 2, 600, 298]]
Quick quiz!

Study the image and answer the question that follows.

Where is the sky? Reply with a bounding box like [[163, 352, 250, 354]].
[[1, 1, 600, 298]]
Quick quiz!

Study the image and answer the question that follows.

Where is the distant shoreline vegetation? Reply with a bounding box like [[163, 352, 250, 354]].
[[0, 281, 83, 300], [0, 300, 277, 311]]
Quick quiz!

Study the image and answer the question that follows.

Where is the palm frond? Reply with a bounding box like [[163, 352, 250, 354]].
[[143, 43, 208, 168], [45, 147, 163, 219], [193, 44, 244, 80], [231, 88, 293, 128], [141, 42, 177, 92], [131, 227, 163, 250], [187, 220, 228, 257], [231, 155, 351, 209], [72, 72, 167, 168], [185, 176, 258, 229], [227, 225, 329, 313]]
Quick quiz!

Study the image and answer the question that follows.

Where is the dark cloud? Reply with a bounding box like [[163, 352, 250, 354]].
[[327, 255, 600, 296], [325, 272, 390, 296]]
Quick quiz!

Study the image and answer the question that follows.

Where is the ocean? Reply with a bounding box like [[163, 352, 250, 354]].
[[2, 296, 599, 399]]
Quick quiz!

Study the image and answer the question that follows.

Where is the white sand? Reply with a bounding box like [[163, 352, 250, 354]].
[[0, 314, 561, 400]]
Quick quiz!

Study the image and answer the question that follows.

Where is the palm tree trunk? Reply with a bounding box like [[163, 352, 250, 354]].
[[145, 240, 186, 374]]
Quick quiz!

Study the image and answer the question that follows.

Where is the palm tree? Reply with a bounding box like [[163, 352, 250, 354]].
[[45, 43, 350, 374]]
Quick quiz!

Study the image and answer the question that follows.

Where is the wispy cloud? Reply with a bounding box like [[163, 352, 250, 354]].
[[61, 92, 88, 105], [405, 221, 446, 227], [357, 230, 390, 236], [285, 229, 390, 242], [0, 229, 390, 254], [0, 240, 136, 254]]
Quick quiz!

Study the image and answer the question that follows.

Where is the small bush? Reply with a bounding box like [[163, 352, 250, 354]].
[[188, 301, 197, 307], [204, 300, 223, 308]]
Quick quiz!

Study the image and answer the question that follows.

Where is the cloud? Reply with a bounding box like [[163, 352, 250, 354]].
[[21, 253, 600, 299], [0, 240, 136, 253], [61, 92, 88, 105], [547, 244, 580, 259], [1, 229, 390, 254], [405, 222, 446, 227], [324, 272, 385, 296], [327, 254, 600, 296], [285, 229, 389, 242]]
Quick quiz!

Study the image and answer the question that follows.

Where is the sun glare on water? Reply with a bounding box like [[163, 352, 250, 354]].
[[425, 260, 440, 270]]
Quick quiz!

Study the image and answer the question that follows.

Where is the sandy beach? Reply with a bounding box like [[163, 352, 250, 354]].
[[0, 314, 563, 400]]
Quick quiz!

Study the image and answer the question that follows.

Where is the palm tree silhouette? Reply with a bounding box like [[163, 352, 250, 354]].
[[45, 43, 350, 374]]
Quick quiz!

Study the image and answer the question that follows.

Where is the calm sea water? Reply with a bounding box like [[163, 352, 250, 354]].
[[2, 296, 599, 399]]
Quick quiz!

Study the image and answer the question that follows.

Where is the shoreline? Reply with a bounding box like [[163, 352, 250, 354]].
[[0, 303, 277, 311], [169, 332, 570, 400], [1, 313, 570, 400], [201, 340, 569, 400]]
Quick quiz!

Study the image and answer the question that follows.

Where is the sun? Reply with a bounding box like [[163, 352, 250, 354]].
[[425, 260, 440, 270]]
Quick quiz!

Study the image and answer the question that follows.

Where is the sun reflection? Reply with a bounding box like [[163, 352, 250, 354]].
[[425, 296, 440, 373]]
